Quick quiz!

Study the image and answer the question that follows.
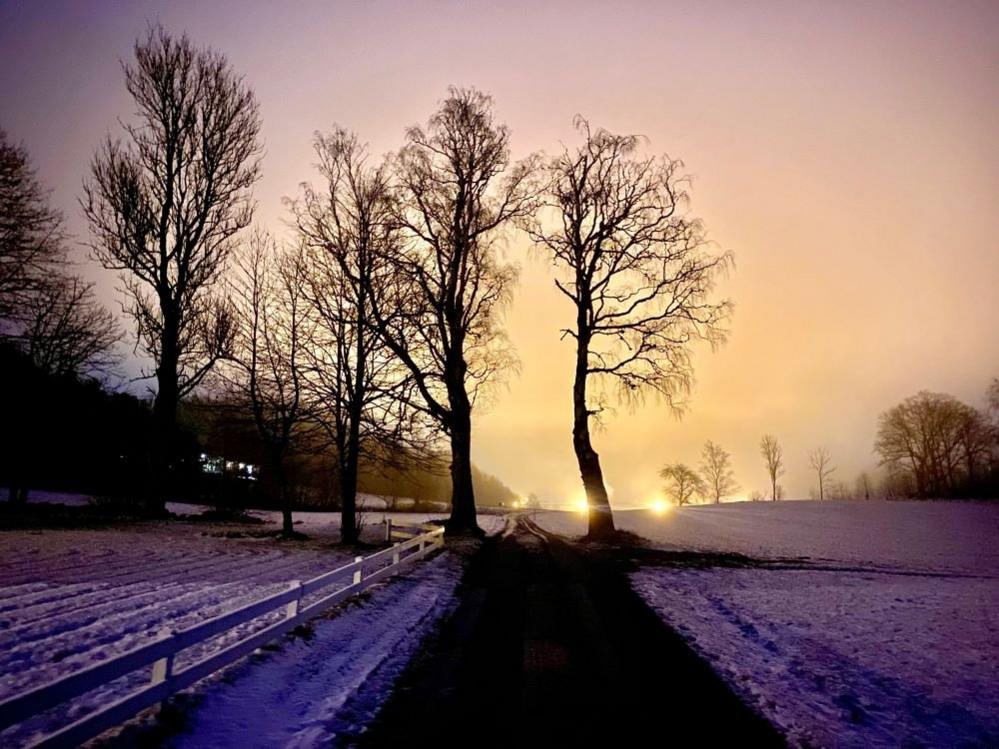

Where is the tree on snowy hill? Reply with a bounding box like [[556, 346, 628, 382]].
[[700, 440, 739, 503], [875, 390, 995, 499], [855, 471, 874, 501], [808, 447, 836, 501], [83, 26, 262, 513], [760, 435, 784, 501], [660, 463, 707, 506], [529, 118, 731, 538]]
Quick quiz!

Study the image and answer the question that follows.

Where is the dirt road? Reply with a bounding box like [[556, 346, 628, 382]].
[[346, 514, 783, 747]]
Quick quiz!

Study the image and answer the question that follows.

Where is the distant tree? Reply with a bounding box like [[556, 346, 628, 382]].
[[294, 127, 432, 544], [0, 130, 64, 320], [18, 274, 120, 378], [659, 463, 706, 506], [808, 447, 836, 501], [528, 118, 731, 538], [875, 391, 992, 498], [748, 490, 764, 502], [827, 480, 851, 500], [760, 434, 784, 501], [230, 234, 308, 537], [700, 440, 738, 503], [365, 88, 533, 535], [855, 471, 874, 501], [83, 26, 262, 509]]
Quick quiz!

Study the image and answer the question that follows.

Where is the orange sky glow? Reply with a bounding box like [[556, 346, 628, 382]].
[[2, 0, 997, 506]]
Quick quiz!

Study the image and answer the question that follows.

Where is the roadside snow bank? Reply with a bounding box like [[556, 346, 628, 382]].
[[168, 551, 463, 748]]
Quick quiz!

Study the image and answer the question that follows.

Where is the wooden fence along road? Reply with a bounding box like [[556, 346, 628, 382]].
[[0, 521, 446, 749]]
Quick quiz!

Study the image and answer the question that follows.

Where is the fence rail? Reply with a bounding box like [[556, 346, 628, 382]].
[[0, 521, 445, 749]]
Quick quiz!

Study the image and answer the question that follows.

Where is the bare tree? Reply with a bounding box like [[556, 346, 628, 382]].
[[230, 234, 307, 537], [19, 274, 120, 378], [0, 132, 119, 377], [876, 390, 992, 497], [760, 434, 784, 501], [808, 447, 836, 501], [82, 26, 262, 483], [528, 119, 731, 538], [366, 88, 534, 535], [0, 130, 64, 320], [659, 463, 706, 507], [294, 127, 433, 544], [856, 471, 874, 501], [700, 440, 739, 503]]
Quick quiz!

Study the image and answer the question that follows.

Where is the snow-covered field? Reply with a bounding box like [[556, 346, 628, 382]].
[[0, 505, 505, 746], [537, 502, 999, 748]]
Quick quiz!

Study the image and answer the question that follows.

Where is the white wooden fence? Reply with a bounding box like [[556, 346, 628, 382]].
[[0, 521, 445, 749]]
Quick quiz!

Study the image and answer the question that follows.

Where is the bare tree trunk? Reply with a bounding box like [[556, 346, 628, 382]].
[[447, 388, 478, 534], [149, 315, 179, 516], [573, 332, 615, 539], [276, 464, 293, 537], [340, 412, 362, 545]]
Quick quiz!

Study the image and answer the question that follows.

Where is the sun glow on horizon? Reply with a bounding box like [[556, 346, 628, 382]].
[[650, 498, 671, 515]]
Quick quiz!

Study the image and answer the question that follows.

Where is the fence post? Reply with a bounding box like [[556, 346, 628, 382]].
[[392, 543, 400, 566], [418, 538, 425, 556], [353, 556, 363, 585], [286, 580, 302, 620], [149, 628, 175, 687], [385, 517, 392, 542]]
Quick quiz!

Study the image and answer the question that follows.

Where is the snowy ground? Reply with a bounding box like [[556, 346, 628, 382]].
[[536, 502, 999, 748], [165, 552, 463, 748], [0, 505, 505, 746]]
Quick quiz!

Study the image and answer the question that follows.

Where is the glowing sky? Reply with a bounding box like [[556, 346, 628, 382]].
[[2, 1, 997, 506]]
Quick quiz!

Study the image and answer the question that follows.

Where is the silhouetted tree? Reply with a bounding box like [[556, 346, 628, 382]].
[[529, 119, 731, 538], [0, 130, 64, 320], [808, 447, 835, 501], [700, 440, 738, 503], [294, 127, 433, 544], [229, 233, 307, 537], [18, 274, 120, 378], [83, 26, 261, 510], [659, 463, 706, 506], [875, 391, 992, 498], [0, 132, 119, 381], [760, 434, 784, 501], [366, 88, 533, 535]]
